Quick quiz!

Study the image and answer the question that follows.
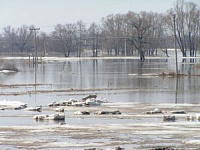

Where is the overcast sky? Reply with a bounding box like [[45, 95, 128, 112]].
[[0, 0, 199, 33]]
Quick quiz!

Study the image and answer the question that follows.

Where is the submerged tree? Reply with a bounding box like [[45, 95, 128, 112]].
[[166, 0, 200, 57], [88, 22, 101, 57], [52, 24, 78, 57], [102, 14, 125, 56], [76, 21, 87, 57], [124, 11, 152, 61]]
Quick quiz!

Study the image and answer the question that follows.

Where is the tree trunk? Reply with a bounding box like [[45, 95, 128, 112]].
[[140, 50, 145, 62]]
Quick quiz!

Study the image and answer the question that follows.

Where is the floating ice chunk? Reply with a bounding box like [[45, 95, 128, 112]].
[[106, 146, 125, 150], [146, 108, 163, 114], [163, 115, 176, 122], [95, 110, 121, 115], [0, 99, 27, 110], [0, 68, 18, 73], [85, 99, 101, 106], [33, 113, 65, 120], [71, 101, 85, 107], [186, 116, 195, 121], [48, 101, 60, 107], [24, 106, 42, 112], [82, 95, 97, 101], [48, 95, 108, 107], [171, 110, 186, 114], [55, 108, 64, 112], [184, 139, 200, 145], [74, 111, 90, 115], [196, 113, 200, 121], [96, 97, 108, 103], [64, 98, 78, 106]]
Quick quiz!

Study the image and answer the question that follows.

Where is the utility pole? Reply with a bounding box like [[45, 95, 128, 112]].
[[30, 28, 40, 64], [78, 24, 82, 57], [92, 23, 95, 57], [173, 15, 178, 74], [124, 24, 127, 56], [29, 27, 40, 105]]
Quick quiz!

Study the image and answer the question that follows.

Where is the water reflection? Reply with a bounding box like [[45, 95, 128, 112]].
[[34, 63, 37, 106], [175, 76, 179, 104], [0, 58, 200, 105]]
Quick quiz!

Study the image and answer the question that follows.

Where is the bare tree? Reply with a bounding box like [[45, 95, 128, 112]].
[[3, 25, 33, 53], [149, 13, 169, 56], [76, 21, 87, 57], [166, 0, 200, 57], [88, 22, 102, 57], [102, 14, 125, 56], [125, 11, 152, 61], [37, 32, 49, 56], [3, 26, 17, 53], [185, 2, 200, 57], [52, 24, 78, 57]]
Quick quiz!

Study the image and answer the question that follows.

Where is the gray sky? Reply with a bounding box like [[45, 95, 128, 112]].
[[0, 0, 199, 33]]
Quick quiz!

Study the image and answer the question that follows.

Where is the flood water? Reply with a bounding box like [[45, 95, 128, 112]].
[[0, 56, 200, 106], [1, 56, 200, 149]]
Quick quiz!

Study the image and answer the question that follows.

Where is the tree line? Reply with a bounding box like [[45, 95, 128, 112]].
[[0, 0, 200, 61]]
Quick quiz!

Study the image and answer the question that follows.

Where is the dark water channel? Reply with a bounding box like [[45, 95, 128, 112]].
[[0, 57, 200, 106]]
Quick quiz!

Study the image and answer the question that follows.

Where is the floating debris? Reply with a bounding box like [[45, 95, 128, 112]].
[[95, 110, 121, 115], [196, 114, 200, 121], [48, 95, 108, 107], [74, 111, 90, 115], [82, 95, 97, 101], [107, 146, 125, 150], [84, 147, 124, 150], [170, 110, 186, 114], [150, 147, 175, 150], [33, 113, 65, 121], [0, 67, 18, 73], [71, 101, 86, 107], [84, 148, 102, 150], [24, 106, 42, 112], [158, 72, 186, 77], [146, 108, 163, 114], [59, 122, 66, 125], [55, 107, 64, 112], [48, 101, 60, 107], [186, 116, 195, 121], [163, 115, 176, 122]]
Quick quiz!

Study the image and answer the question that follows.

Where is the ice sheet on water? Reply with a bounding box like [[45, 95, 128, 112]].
[[0, 70, 16, 73]]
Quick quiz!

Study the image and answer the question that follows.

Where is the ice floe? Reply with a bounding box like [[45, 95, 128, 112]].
[[33, 113, 65, 121], [0, 100, 27, 110], [48, 95, 108, 107], [24, 106, 42, 112]]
